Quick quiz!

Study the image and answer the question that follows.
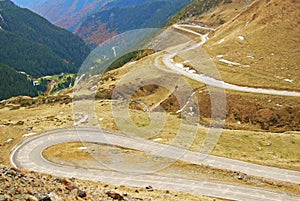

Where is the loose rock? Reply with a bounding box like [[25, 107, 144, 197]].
[[106, 191, 124, 200]]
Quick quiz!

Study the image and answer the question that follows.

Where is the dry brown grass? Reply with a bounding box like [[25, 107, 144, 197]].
[[202, 0, 300, 91], [74, 94, 300, 173], [0, 102, 74, 166], [92, 97, 300, 172], [192, 0, 252, 27]]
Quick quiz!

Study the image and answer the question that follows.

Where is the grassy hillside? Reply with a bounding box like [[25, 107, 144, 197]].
[[168, 0, 222, 25], [170, 0, 299, 91], [203, 0, 300, 90], [170, 0, 253, 26]]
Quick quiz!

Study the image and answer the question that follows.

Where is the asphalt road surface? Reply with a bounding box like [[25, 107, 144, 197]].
[[11, 128, 300, 201]]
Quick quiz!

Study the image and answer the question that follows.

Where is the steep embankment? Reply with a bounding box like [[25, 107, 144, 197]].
[[166, 0, 300, 130], [173, 0, 253, 27], [202, 0, 300, 91]]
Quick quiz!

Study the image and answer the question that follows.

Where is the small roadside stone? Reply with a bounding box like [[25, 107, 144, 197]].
[[27, 187, 34, 195], [39, 194, 51, 201], [106, 191, 124, 200], [61, 179, 76, 191], [145, 186, 153, 192], [77, 189, 87, 198], [17, 187, 23, 194], [49, 192, 61, 201], [27, 195, 38, 201], [4, 194, 12, 200], [265, 142, 272, 146], [4, 181, 10, 188]]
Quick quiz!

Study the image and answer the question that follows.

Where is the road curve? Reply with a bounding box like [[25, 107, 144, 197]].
[[169, 24, 300, 97], [11, 128, 300, 201]]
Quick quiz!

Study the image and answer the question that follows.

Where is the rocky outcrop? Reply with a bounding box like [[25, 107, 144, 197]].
[[0, 166, 149, 201], [1, 165, 198, 201]]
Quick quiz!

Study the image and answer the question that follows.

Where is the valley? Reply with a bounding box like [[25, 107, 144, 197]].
[[0, 0, 300, 200]]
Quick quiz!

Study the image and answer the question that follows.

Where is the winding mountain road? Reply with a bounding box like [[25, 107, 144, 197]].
[[11, 128, 300, 201], [167, 24, 300, 97], [10, 24, 300, 201]]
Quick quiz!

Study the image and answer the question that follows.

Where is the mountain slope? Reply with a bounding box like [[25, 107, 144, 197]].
[[13, 0, 191, 45], [75, 0, 191, 45], [171, 0, 221, 24], [171, 0, 253, 26], [12, 0, 112, 31], [0, 63, 37, 100], [10, 0, 42, 8], [103, 0, 159, 8], [203, 0, 300, 90], [0, 0, 90, 77], [33, 0, 110, 31], [172, 0, 299, 91]]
